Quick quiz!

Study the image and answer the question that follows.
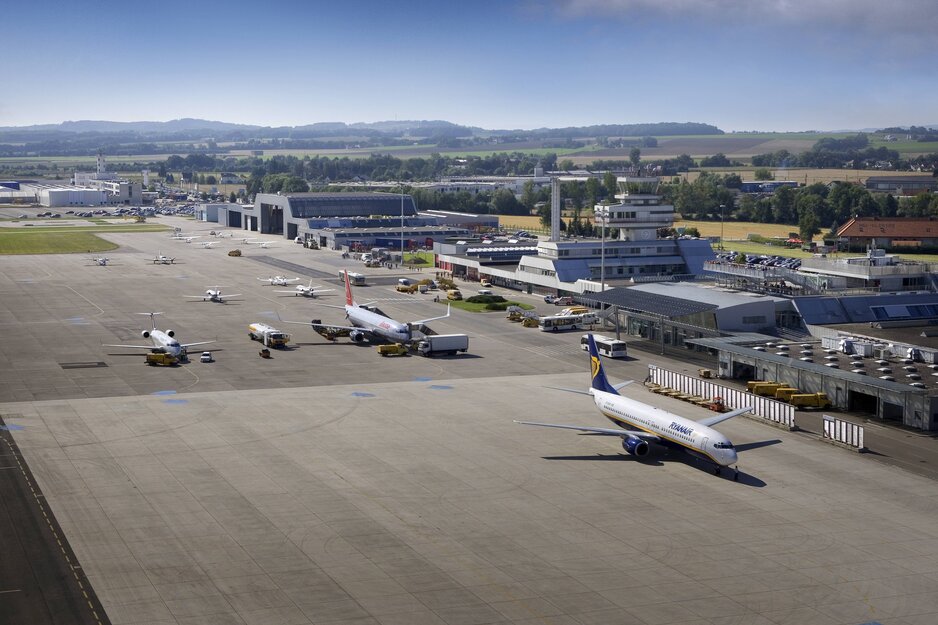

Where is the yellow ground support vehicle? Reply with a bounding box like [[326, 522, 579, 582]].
[[377, 343, 409, 356], [774, 387, 800, 402], [145, 352, 178, 366], [748, 382, 784, 397], [446, 289, 463, 301], [789, 393, 832, 409], [521, 317, 539, 328]]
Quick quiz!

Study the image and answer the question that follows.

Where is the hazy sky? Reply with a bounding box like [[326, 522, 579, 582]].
[[3, 0, 936, 131]]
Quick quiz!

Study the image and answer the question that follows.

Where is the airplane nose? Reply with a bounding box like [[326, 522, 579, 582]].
[[727, 450, 738, 466]]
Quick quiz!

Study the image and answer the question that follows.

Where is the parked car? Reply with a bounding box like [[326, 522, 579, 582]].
[[200, 351, 214, 363]]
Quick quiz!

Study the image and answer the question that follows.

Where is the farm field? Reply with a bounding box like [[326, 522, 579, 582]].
[[675, 167, 926, 186]]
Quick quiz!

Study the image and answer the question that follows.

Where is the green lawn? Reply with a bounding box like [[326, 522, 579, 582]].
[[444, 299, 535, 313], [0, 231, 120, 254], [0, 222, 168, 254], [719, 239, 938, 264]]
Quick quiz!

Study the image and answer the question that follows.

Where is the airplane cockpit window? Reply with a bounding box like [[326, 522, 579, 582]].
[[713, 441, 735, 449], [169, 341, 180, 347]]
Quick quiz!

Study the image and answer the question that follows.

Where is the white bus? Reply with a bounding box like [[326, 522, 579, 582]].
[[580, 334, 628, 359], [538, 312, 599, 332], [342, 271, 366, 286]]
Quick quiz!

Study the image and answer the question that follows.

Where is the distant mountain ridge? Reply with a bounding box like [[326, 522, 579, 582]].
[[0, 118, 715, 136]]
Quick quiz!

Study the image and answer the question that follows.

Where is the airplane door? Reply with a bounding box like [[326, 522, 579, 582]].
[[700, 436, 710, 458]]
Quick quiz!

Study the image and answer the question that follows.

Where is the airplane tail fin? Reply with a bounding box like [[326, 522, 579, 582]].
[[587, 334, 618, 395], [344, 270, 355, 307]]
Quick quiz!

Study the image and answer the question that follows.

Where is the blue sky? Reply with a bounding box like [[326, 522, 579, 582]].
[[3, 0, 936, 131]]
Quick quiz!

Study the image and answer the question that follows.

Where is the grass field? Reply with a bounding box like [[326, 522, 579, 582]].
[[445, 298, 535, 313], [0, 231, 119, 254], [0, 222, 168, 254]]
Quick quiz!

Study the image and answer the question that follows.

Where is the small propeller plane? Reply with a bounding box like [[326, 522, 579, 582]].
[[152, 251, 175, 264], [274, 278, 334, 298], [258, 276, 301, 286], [88, 256, 110, 266], [185, 286, 242, 303], [172, 235, 202, 243], [199, 241, 218, 249], [256, 241, 276, 249]]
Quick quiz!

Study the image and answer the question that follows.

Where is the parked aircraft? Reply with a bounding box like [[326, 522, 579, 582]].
[[88, 257, 110, 266], [274, 278, 334, 298], [103, 312, 214, 359], [199, 241, 217, 249], [258, 276, 300, 286], [172, 235, 202, 243], [152, 251, 175, 264], [516, 334, 752, 479], [185, 286, 241, 303], [256, 241, 276, 249], [282, 270, 449, 344]]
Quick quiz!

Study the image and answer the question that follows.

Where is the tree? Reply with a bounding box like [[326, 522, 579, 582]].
[[603, 171, 618, 199], [229, 191, 237, 203], [754, 168, 774, 181], [772, 186, 796, 223], [492, 188, 525, 215], [585, 177, 601, 208], [630, 147, 641, 169], [520, 180, 536, 212], [799, 210, 821, 242]]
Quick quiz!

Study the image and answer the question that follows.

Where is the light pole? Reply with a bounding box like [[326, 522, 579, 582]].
[[595, 205, 609, 292], [400, 183, 405, 264], [719, 203, 726, 250]]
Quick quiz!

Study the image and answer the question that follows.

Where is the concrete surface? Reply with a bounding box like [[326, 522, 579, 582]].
[[1, 216, 938, 625]]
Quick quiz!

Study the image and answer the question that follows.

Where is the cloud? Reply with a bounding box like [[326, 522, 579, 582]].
[[553, 0, 938, 37]]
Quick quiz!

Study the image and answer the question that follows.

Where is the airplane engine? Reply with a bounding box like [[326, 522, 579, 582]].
[[141, 330, 150, 338], [622, 436, 650, 458], [166, 329, 175, 337], [349, 330, 366, 343]]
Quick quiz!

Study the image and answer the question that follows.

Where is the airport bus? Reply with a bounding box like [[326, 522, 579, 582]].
[[342, 271, 367, 286], [580, 334, 628, 358], [538, 312, 599, 332]]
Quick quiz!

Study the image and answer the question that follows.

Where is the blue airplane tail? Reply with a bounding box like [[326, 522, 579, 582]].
[[587, 334, 618, 395]]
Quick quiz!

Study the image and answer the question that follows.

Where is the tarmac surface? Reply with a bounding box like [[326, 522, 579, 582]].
[[2, 215, 938, 625]]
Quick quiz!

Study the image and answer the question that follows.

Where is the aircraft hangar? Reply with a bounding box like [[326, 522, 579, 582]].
[[690, 336, 936, 429]]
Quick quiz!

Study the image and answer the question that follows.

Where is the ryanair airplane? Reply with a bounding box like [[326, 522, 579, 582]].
[[516, 334, 752, 479]]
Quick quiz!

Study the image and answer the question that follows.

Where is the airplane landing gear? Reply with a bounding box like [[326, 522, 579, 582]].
[[714, 466, 721, 475], [734, 466, 739, 481]]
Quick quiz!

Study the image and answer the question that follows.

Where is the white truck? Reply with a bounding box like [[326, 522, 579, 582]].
[[416, 334, 469, 357], [248, 323, 291, 348]]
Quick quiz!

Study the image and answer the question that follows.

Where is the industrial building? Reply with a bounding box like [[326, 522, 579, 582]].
[[196, 194, 471, 250]]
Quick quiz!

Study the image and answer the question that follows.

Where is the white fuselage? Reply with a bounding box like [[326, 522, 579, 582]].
[[347, 305, 410, 343], [592, 389, 738, 467], [150, 330, 184, 358]]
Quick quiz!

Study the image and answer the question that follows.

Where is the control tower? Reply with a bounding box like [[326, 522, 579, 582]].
[[593, 177, 675, 242]]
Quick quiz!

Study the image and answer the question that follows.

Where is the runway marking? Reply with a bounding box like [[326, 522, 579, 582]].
[[1, 432, 105, 625], [0, 589, 22, 594]]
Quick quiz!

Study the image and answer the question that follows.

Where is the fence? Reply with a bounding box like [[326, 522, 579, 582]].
[[647, 365, 796, 429], [822, 415, 866, 451]]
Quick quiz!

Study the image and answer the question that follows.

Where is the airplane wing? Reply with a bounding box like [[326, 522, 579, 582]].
[[514, 420, 660, 441], [184, 295, 207, 298], [284, 278, 301, 283], [103, 343, 158, 350], [273, 290, 300, 294], [180, 340, 215, 348], [312, 288, 334, 293], [696, 405, 753, 428], [411, 303, 451, 326], [257, 278, 270, 282]]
